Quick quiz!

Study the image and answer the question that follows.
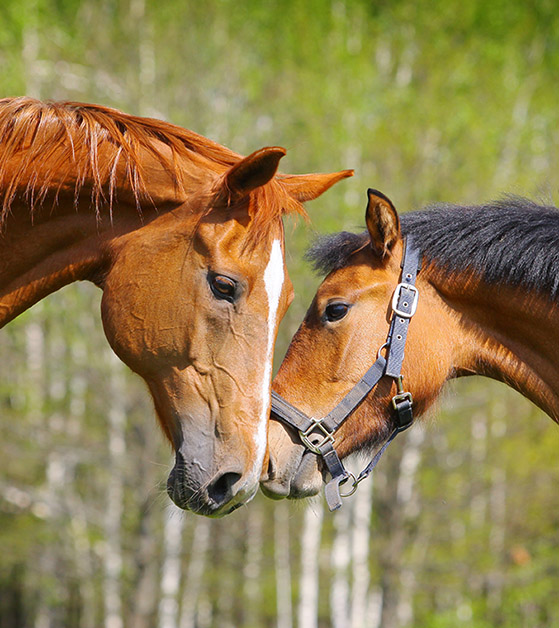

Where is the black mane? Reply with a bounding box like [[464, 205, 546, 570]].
[[306, 197, 559, 299]]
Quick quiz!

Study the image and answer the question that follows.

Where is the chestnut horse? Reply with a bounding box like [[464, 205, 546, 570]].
[[0, 97, 352, 517], [262, 190, 559, 508]]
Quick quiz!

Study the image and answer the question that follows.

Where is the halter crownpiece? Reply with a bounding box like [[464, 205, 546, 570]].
[[270, 236, 422, 510]]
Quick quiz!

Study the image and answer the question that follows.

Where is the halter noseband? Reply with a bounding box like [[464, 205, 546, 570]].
[[270, 236, 422, 511]]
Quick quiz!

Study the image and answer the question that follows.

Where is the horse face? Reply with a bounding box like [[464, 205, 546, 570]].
[[101, 206, 291, 517], [262, 190, 452, 501], [100, 148, 352, 517]]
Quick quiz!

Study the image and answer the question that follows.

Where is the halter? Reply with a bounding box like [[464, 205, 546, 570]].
[[270, 236, 422, 510]]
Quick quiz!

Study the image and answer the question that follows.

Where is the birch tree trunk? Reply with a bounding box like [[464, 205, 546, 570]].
[[65, 327, 97, 628], [158, 507, 186, 628], [129, 0, 158, 117], [103, 351, 127, 628], [22, 0, 41, 97], [395, 426, 425, 627], [297, 502, 324, 628], [330, 498, 351, 628], [274, 501, 293, 628], [243, 503, 264, 627], [379, 426, 425, 628], [350, 469, 374, 628], [215, 525, 236, 628], [129, 504, 161, 628], [179, 518, 211, 628], [26, 314, 52, 628]]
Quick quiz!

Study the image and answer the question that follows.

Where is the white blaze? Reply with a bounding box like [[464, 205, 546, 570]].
[[253, 238, 284, 476]]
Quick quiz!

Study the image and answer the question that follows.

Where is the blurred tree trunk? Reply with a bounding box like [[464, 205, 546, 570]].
[[129, 0, 157, 116], [158, 507, 185, 628], [350, 471, 374, 628], [243, 503, 264, 627], [26, 313, 54, 628], [22, 0, 41, 97], [487, 400, 507, 615], [215, 524, 236, 628], [330, 503, 351, 628], [102, 352, 127, 628], [66, 333, 97, 628], [297, 502, 324, 628], [129, 503, 161, 628], [379, 426, 424, 628], [274, 501, 293, 628], [395, 427, 424, 626], [179, 518, 211, 628]]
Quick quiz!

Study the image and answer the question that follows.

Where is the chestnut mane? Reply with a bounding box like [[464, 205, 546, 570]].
[[0, 97, 304, 232]]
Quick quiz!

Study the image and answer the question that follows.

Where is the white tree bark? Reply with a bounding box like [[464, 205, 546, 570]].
[[158, 507, 186, 628], [350, 469, 374, 628], [65, 330, 96, 628], [297, 501, 324, 628], [396, 426, 425, 627], [330, 498, 351, 628], [274, 501, 293, 628], [26, 314, 52, 628], [129, 0, 159, 117], [179, 517, 211, 628], [130, 506, 160, 628], [22, 0, 41, 98], [103, 351, 127, 628], [243, 503, 264, 627]]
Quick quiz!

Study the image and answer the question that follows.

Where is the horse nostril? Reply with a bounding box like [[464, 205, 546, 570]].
[[207, 471, 242, 506]]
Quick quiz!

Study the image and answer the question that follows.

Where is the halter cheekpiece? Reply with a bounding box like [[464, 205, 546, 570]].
[[271, 236, 422, 510]]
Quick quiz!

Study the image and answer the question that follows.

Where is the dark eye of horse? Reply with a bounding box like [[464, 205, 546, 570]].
[[209, 274, 237, 302], [324, 302, 350, 322]]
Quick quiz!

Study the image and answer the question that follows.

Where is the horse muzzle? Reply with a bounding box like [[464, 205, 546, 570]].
[[260, 444, 324, 500], [167, 450, 257, 517]]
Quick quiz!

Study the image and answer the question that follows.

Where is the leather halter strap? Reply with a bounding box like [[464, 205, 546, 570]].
[[270, 236, 422, 510]]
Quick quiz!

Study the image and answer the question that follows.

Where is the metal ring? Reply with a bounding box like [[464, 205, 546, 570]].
[[377, 342, 389, 360], [338, 472, 358, 498]]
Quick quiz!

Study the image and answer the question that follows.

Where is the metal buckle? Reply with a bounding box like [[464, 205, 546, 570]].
[[391, 283, 419, 318], [392, 391, 413, 411], [392, 375, 413, 410], [299, 419, 335, 455]]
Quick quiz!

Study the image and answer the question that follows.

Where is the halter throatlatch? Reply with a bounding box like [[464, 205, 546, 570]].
[[270, 236, 422, 510]]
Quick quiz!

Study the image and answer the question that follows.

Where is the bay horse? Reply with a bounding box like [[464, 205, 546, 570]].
[[0, 97, 352, 517], [262, 189, 559, 508]]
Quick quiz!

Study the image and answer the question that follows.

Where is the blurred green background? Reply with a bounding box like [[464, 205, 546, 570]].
[[1, 1, 558, 627]]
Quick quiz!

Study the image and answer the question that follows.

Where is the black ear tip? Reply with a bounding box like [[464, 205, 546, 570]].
[[367, 188, 391, 203]]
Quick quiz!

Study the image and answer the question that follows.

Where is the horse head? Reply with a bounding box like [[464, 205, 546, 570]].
[[262, 190, 453, 501], [100, 147, 352, 516]]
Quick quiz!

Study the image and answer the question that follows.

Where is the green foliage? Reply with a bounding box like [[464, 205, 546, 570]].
[[1, 1, 558, 626]]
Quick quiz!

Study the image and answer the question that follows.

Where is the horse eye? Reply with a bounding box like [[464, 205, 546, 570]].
[[209, 274, 237, 302], [324, 302, 350, 322]]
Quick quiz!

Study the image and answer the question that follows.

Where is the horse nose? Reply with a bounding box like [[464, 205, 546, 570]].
[[207, 470, 242, 506], [167, 451, 246, 516]]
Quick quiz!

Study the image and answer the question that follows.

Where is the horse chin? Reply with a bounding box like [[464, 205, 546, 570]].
[[289, 453, 324, 498]]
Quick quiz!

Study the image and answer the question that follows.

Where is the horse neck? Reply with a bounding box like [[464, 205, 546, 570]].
[[0, 199, 160, 327], [435, 269, 559, 421]]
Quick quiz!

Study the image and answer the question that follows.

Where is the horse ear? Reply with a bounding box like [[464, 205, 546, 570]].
[[224, 147, 286, 198], [278, 170, 354, 202], [365, 188, 401, 258]]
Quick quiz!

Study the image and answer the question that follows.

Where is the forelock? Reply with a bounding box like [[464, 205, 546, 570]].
[[305, 231, 369, 275]]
